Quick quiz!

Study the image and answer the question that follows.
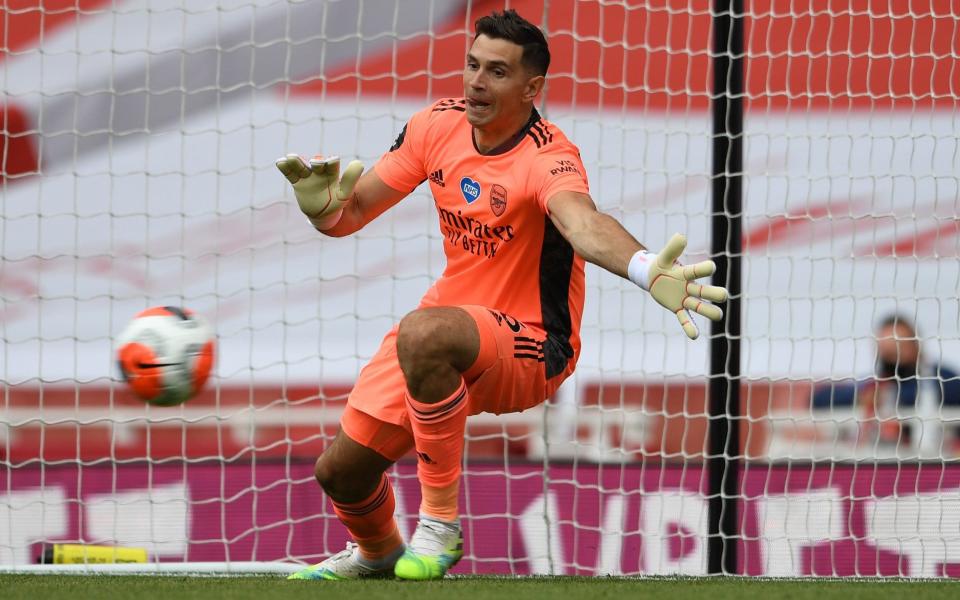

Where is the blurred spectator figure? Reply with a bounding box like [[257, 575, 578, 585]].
[[812, 314, 960, 455]]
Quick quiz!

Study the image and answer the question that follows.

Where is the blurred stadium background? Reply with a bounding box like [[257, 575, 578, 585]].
[[2, 0, 959, 577]]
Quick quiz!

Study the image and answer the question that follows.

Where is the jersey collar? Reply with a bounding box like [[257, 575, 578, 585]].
[[471, 108, 542, 156]]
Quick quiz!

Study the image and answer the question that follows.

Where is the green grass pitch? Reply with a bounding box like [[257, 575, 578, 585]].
[[1, 576, 958, 600]]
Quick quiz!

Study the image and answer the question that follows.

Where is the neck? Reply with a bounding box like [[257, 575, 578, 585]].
[[473, 106, 534, 154]]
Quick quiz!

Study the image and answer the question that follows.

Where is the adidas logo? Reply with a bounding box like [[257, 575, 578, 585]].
[[429, 169, 445, 187]]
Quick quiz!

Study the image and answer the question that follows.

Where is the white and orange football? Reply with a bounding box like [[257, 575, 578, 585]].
[[115, 306, 215, 406]]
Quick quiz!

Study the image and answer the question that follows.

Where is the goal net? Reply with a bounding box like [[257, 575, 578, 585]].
[[2, 0, 959, 577]]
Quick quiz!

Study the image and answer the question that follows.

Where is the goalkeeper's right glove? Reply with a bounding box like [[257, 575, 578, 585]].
[[275, 154, 364, 230]]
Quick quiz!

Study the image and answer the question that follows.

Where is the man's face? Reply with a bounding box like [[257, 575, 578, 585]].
[[463, 34, 541, 128], [876, 322, 920, 371]]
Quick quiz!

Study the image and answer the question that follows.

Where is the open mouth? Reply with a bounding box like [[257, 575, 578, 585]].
[[467, 98, 491, 110]]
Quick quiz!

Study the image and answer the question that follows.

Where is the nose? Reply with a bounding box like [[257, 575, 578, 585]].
[[467, 69, 485, 90]]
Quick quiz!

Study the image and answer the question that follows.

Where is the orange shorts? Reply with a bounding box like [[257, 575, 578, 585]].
[[340, 305, 575, 461]]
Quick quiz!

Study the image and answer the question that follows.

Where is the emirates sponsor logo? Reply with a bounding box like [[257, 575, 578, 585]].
[[437, 206, 515, 259]]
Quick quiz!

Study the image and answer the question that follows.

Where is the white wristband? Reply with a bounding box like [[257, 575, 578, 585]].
[[627, 250, 656, 291], [309, 208, 344, 231]]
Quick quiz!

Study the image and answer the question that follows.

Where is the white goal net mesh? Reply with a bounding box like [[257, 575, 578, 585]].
[[2, 0, 959, 577]]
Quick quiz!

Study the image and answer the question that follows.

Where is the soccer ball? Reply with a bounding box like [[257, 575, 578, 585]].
[[116, 306, 215, 406]]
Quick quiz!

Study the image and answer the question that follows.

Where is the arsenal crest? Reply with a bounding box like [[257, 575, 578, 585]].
[[490, 184, 507, 216]]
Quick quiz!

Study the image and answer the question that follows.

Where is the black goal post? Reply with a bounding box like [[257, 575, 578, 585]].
[[707, 0, 744, 576]]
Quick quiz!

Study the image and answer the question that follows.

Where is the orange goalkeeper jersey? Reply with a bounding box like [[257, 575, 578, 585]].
[[375, 98, 590, 378]]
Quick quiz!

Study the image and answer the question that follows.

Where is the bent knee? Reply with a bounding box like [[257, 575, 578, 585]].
[[313, 455, 339, 491], [314, 455, 377, 501], [397, 309, 449, 359], [396, 308, 477, 365]]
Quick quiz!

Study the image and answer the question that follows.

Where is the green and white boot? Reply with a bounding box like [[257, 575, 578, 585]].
[[288, 542, 400, 580], [394, 517, 464, 581]]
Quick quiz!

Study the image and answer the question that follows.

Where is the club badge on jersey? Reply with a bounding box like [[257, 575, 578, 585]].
[[490, 184, 507, 216]]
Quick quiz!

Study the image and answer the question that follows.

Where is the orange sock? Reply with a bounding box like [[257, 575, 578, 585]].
[[330, 474, 403, 560], [406, 379, 469, 519], [420, 481, 460, 522]]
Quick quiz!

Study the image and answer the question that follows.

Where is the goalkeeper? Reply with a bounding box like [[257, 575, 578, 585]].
[[278, 9, 727, 582]]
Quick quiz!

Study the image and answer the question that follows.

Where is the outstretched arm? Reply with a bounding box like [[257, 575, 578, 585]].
[[323, 166, 409, 237], [547, 190, 728, 339], [276, 155, 408, 238], [546, 191, 644, 277]]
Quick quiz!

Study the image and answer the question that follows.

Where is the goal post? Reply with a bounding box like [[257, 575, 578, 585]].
[[2, 0, 960, 577], [708, 0, 743, 576]]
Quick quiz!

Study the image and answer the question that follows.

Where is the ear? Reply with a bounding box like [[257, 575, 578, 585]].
[[523, 74, 545, 102]]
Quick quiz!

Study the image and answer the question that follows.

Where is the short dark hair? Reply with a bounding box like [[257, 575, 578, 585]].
[[474, 9, 550, 76], [876, 313, 918, 336]]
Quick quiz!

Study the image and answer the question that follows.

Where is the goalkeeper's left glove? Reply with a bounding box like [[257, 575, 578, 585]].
[[628, 233, 728, 340], [275, 154, 364, 230]]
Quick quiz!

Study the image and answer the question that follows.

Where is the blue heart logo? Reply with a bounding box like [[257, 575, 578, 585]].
[[460, 177, 481, 204]]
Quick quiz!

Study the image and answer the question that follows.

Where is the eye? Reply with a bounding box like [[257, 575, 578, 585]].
[[493, 69, 505, 78]]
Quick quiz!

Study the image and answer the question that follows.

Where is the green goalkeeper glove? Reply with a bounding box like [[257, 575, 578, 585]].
[[628, 233, 728, 340], [275, 154, 364, 230]]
